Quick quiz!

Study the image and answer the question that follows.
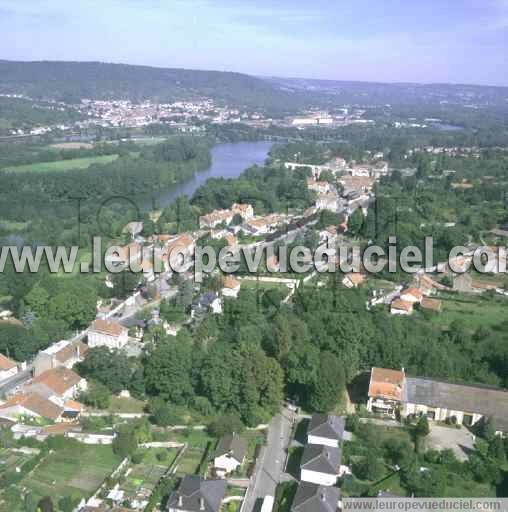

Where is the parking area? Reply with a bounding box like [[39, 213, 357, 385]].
[[425, 424, 475, 461]]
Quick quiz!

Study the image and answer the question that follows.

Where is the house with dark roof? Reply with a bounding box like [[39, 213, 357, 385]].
[[300, 444, 342, 487], [307, 414, 345, 448], [402, 377, 508, 434], [366, 367, 508, 434], [213, 433, 247, 477], [291, 482, 340, 512], [167, 475, 226, 512]]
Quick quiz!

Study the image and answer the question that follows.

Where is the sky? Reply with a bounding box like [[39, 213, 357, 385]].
[[1, 0, 507, 86]]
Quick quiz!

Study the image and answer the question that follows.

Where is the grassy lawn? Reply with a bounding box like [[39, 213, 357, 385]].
[[0, 220, 29, 232], [117, 447, 179, 502], [428, 294, 508, 330], [0, 295, 12, 305], [274, 481, 297, 512], [175, 445, 208, 477], [3, 154, 119, 173], [107, 396, 147, 414], [22, 441, 122, 503]]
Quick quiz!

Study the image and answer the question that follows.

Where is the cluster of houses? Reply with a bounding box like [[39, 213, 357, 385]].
[[389, 281, 443, 316], [0, 338, 89, 427], [0, 316, 137, 427], [166, 415, 349, 512], [367, 367, 508, 435], [285, 155, 386, 219], [291, 414, 348, 512]]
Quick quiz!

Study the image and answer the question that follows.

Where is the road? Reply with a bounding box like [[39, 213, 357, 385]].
[[0, 367, 32, 396], [243, 409, 294, 512]]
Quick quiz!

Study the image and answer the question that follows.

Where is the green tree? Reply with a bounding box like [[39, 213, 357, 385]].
[[24, 284, 49, 318], [58, 497, 78, 512], [112, 429, 138, 459], [309, 352, 345, 412], [208, 414, 245, 437], [144, 333, 194, 404], [80, 381, 112, 409], [348, 208, 365, 236], [415, 416, 430, 438]]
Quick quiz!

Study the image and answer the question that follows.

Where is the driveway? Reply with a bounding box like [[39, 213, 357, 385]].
[[242, 409, 294, 512], [425, 424, 475, 461]]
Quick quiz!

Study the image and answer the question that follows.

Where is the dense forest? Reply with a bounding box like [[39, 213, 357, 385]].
[[0, 137, 211, 247]]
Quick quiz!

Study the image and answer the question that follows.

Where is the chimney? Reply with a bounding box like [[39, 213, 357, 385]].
[[178, 496, 183, 507], [200, 497, 205, 510], [321, 492, 326, 501]]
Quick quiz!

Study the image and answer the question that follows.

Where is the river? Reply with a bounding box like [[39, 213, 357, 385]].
[[146, 141, 273, 210]]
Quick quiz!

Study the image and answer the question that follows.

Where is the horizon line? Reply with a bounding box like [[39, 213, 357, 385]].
[[1, 57, 508, 91]]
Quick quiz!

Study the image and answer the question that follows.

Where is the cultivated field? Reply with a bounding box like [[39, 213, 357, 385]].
[[3, 154, 118, 173], [21, 442, 121, 503]]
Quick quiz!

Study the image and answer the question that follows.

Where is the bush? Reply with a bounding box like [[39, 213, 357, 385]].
[[149, 397, 180, 427], [113, 430, 138, 458], [208, 413, 245, 437], [132, 451, 144, 464]]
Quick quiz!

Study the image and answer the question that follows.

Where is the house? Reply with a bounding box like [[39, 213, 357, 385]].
[[338, 176, 375, 194], [399, 287, 423, 303], [307, 414, 345, 448], [122, 221, 144, 239], [342, 273, 365, 289], [350, 164, 372, 177], [88, 319, 129, 349], [26, 367, 87, 400], [420, 297, 442, 313], [319, 226, 338, 245], [225, 233, 238, 247], [266, 254, 280, 272], [367, 366, 508, 434], [244, 214, 286, 235], [167, 475, 226, 512], [213, 433, 247, 477], [0, 353, 18, 383], [192, 292, 222, 318], [390, 299, 414, 316], [33, 339, 88, 376], [307, 179, 331, 194], [316, 193, 340, 212], [199, 209, 234, 229], [221, 276, 241, 298], [366, 367, 405, 417], [106, 242, 143, 267], [0, 392, 64, 422], [402, 377, 508, 434], [162, 233, 196, 271], [291, 482, 340, 512], [300, 444, 342, 486], [371, 161, 389, 178], [232, 203, 254, 220], [417, 274, 449, 295]]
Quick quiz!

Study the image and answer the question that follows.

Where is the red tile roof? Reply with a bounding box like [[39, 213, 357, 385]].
[[368, 367, 405, 401]]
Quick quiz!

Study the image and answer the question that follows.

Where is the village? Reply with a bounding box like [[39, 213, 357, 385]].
[[1, 141, 508, 511]]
